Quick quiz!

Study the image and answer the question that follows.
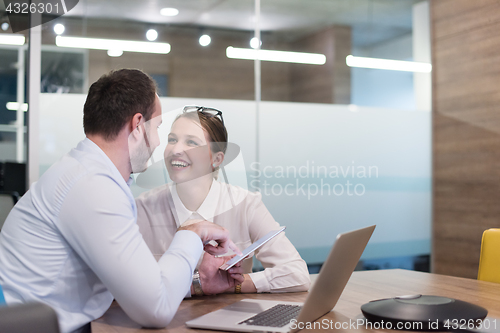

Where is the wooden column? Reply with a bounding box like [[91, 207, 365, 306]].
[[290, 25, 351, 104], [432, 0, 500, 278]]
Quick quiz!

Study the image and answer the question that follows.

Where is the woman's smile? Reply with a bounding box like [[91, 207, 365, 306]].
[[170, 159, 191, 169]]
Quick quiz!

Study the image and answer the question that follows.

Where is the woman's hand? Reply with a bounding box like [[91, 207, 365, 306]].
[[198, 253, 245, 295]]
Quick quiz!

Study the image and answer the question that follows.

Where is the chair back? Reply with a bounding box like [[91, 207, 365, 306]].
[[0, 162, 26, 196], [478, 228, 500, 283], [0, 302, 60, 333], [0, 285, 5, 305], [0, 192, 19, 231]]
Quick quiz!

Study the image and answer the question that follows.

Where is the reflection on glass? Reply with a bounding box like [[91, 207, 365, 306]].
[[28, 0, 431, 270]]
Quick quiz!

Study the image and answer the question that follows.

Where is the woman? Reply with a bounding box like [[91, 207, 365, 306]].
[[135, 106, 310, 294]]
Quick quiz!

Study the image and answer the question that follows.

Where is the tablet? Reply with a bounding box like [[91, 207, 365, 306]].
[[219, 226, 286, 271]]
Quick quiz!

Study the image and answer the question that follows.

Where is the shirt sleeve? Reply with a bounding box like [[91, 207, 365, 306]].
[[57, 174, 202, 328], [245, 192, 311, 293]]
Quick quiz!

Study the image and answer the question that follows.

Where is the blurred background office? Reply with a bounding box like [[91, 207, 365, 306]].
[[0, 0, 496, 279]]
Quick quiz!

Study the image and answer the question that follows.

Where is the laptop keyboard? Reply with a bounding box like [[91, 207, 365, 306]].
[[239, 304, 302, 327]]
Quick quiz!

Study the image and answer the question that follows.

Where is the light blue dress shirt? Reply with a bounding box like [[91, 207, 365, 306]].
[[0, 138, 203, 333]]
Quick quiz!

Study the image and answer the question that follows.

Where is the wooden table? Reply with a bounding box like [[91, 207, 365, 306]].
[[92, 269, 500, 332]]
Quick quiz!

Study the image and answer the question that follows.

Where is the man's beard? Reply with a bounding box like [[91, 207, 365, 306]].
[[130, 148, 151, 173], [130, 132, 153, 173]]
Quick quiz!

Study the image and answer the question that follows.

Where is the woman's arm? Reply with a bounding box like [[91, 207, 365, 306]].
[[135, 185, 179, 261], [245, 192, 311, 293], [241, 274, 257, 293]]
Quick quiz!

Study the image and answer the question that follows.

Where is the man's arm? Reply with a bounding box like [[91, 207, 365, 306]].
[[58, 174, 202, 327]]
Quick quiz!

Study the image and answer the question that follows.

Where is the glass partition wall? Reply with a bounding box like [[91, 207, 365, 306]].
[[0, 46, 25, 163], [0, 0, 431, 271]]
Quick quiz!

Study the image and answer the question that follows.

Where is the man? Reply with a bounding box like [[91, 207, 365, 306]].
[[0, 69, 243, 333]]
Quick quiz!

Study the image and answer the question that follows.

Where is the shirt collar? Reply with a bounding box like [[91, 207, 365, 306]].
[[81, 137, 134, 187], [81, 137, 134, 186], [170, 179, 220, 227], [197, 179, 220, 222]]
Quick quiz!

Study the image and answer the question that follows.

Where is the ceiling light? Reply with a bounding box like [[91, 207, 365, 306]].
[[107, 50, 123, 57], [1, 22, 9, 31], [146, 29, 158, 41], [0, 34, 25, 45], [199, 34, 211, 47], [250, 37, 261, 49], [56, 36, 171, 54], [54, 23, 65, 35], [226, 46, 326, 65], [160, 8, 179, 16], [6, 102, 28, 112], [346, 55, 432, 73]]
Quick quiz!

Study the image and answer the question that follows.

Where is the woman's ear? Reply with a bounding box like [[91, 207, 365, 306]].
[[212, 151, 225, 168]]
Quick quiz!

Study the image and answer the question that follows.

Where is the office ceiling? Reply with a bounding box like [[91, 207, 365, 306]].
[[62, 0, 421, 47]]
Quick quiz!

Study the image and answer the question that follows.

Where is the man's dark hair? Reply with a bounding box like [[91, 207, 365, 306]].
[[83, 69, 157, 140]]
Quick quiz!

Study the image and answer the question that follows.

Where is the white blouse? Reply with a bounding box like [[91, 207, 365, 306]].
[[135, 179, 311, 293]]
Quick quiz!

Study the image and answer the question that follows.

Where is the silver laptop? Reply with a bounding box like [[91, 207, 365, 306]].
[[186, 225, 376, 332]]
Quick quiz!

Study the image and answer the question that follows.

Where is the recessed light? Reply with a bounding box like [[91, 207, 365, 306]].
[[160, 8, 179, 17], [1, 22, 9, 31], [250, 37, 261, 49], [54, 23, 65, 35], [199, 34, 211, 47], [107, 49, 123, 57], [146, 29, 158, 41]]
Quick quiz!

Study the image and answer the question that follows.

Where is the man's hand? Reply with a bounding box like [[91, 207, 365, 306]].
[[178, 220, 242, 256], [198, 252, 245, 295]]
